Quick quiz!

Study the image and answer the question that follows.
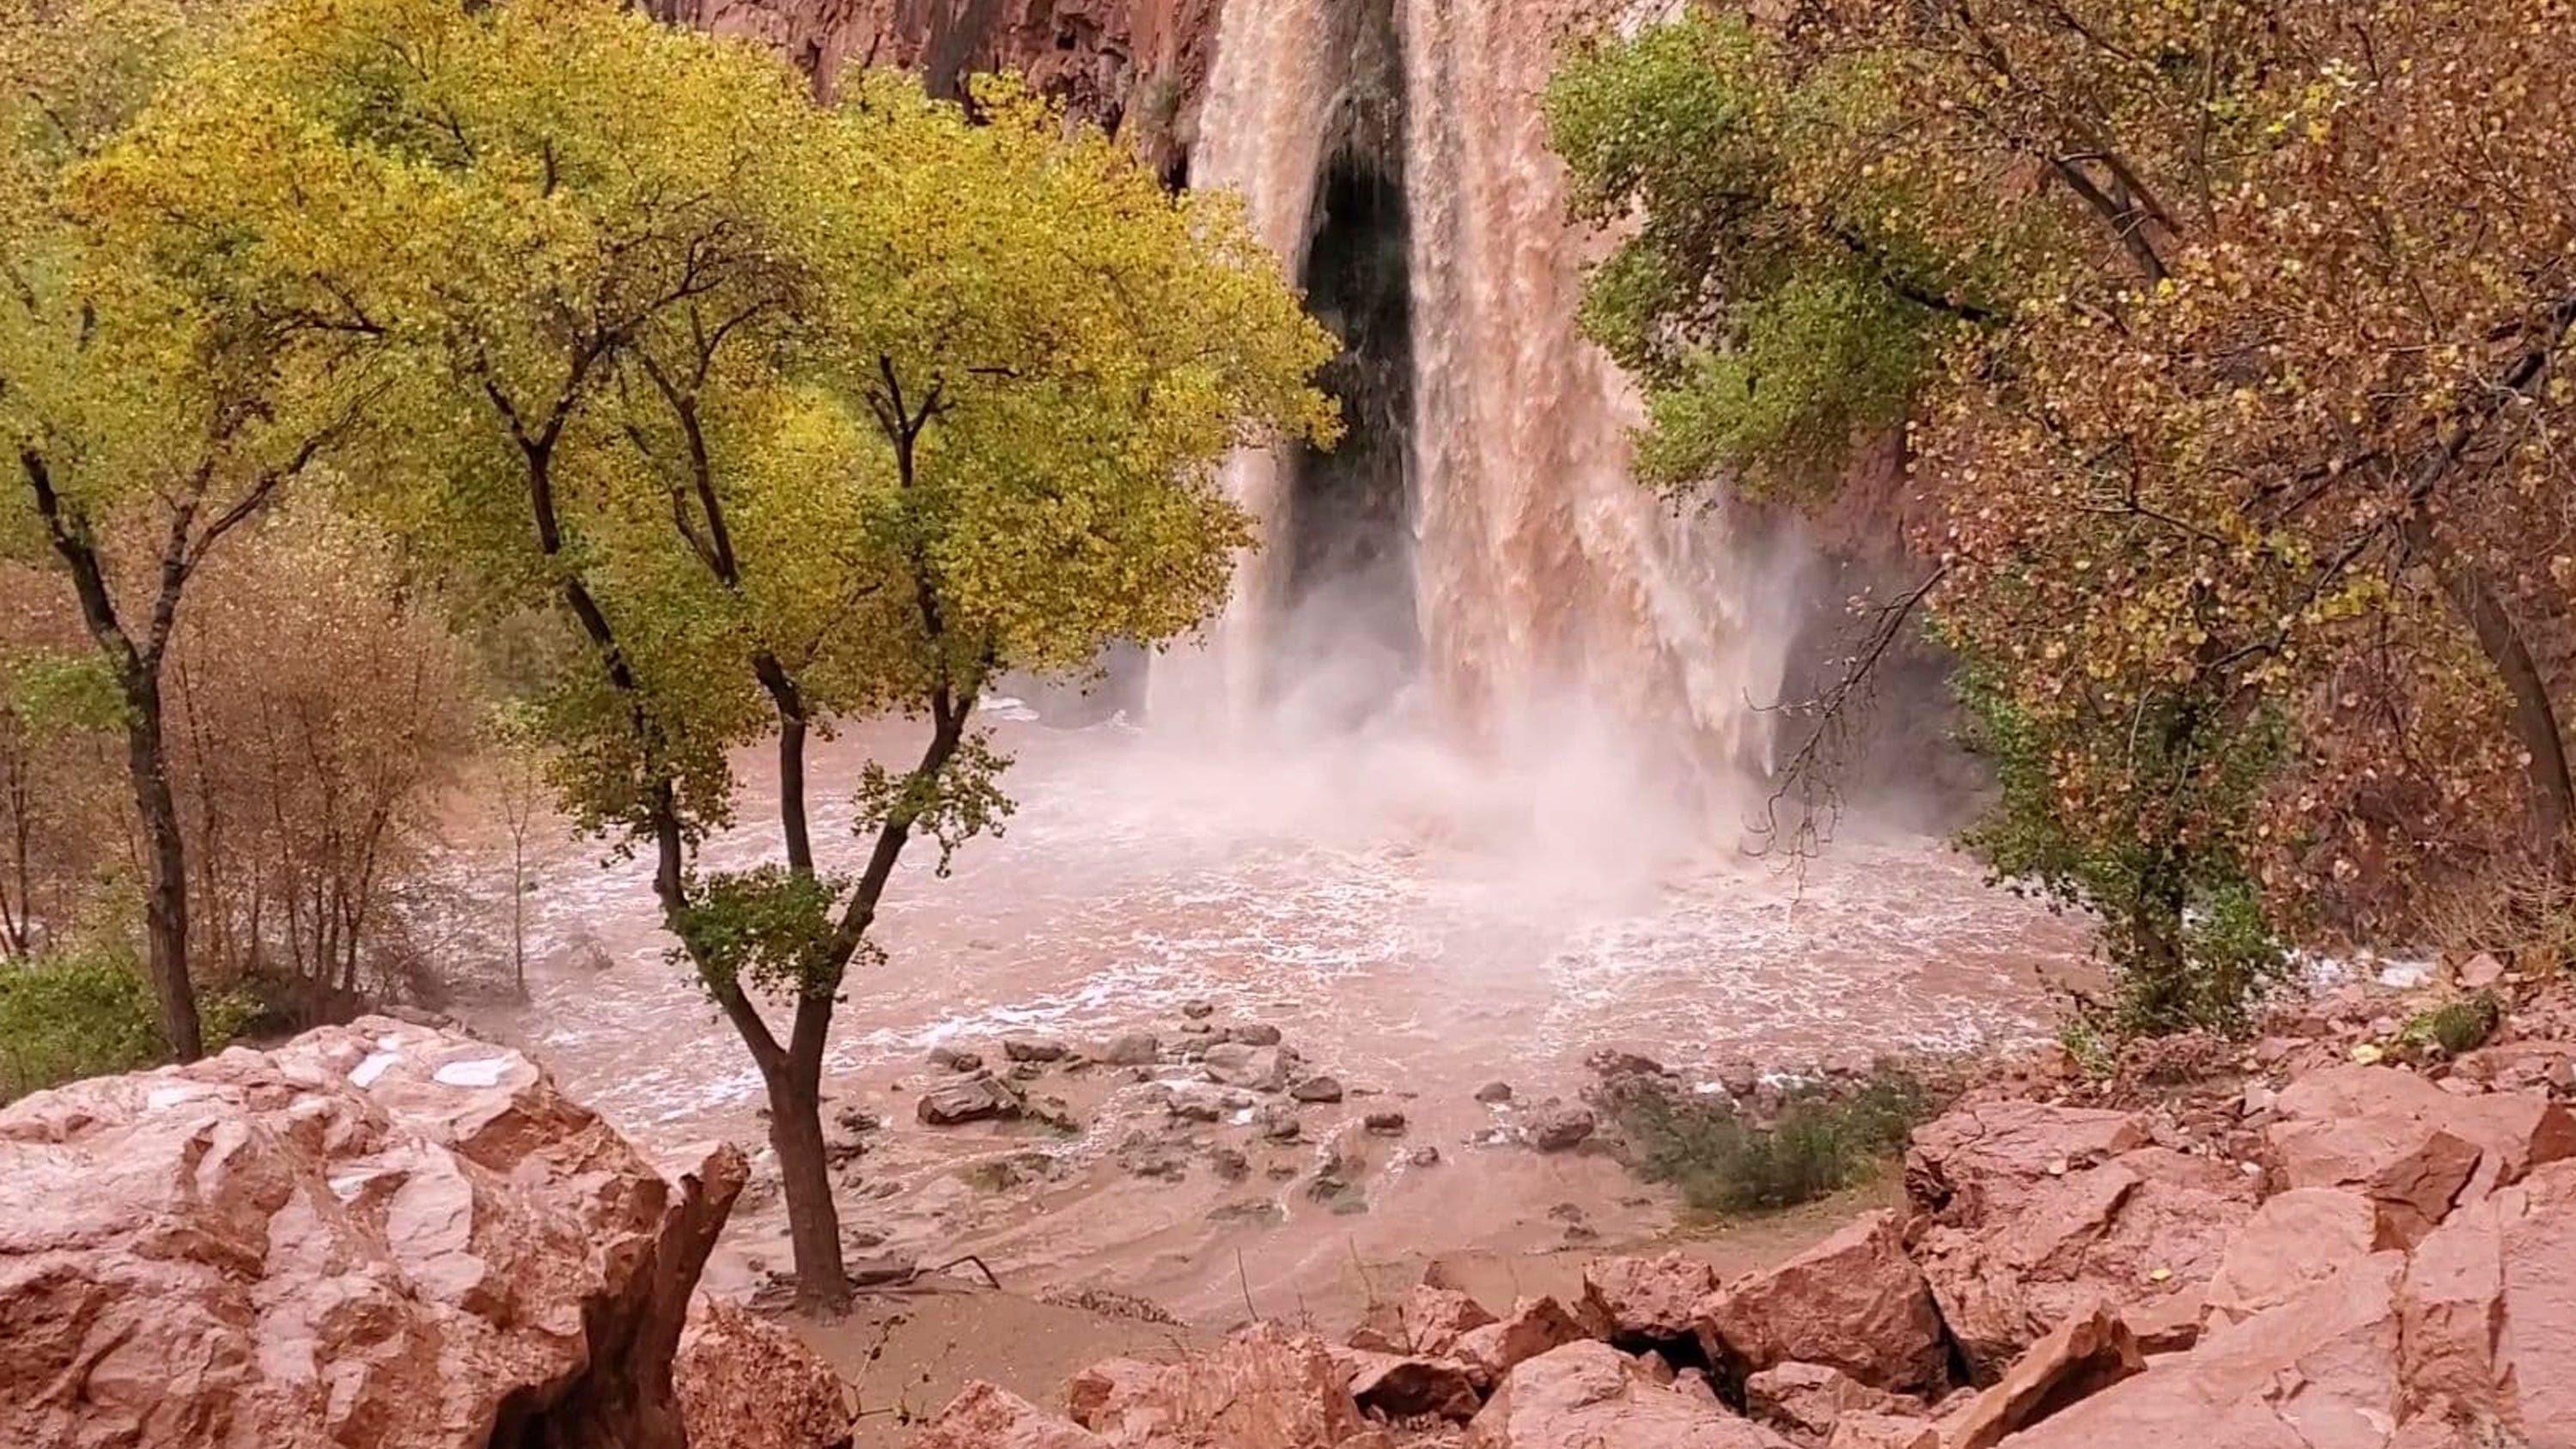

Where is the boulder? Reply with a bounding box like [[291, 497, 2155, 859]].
[[1914, 1148, 2253, 1376], [1988, 1252, 2409, 1449], [1940, 1303, 2141, 1449], [1522, 1103, 1597, 1153], [917, 1073, 1025, 1126], [1096, 1033, 1161, 1067], [1204, 1044, 1294, 1093], [1333, 1347, 1483, 1422], [675, 1301, 854, 1449], [1003, 1036, 1071, 1063], [1904, 1099, 2147, 1225], [1291, 1075, 1347, 1104], [1466, 1342, 1793, 1449], [1452, 1297, 1593, 1390], [1349, 1284, 1499, 1356], [1697, 1211, 1947, 1393], [1821, 1415, 1937, 1449], [910, 1383, 1105, 1448], [1743, 1362, 1909, 1443], [2397, 1158, 2576, 1446], [1583, 1252, 1723, 1344], [1227, 1023, 1286, 1047], [1067, 1323, 1369, 1448], [2268, 1064, 2576, 1217], [2202, 1187, 2384, 1330], [0, 1019, 744, 1449]]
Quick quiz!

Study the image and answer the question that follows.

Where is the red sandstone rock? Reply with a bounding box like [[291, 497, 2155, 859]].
[[2268, 1064, 2576, 1220], [1742, 1361, 1910, 1444], [675, 1300, 853, 1449], [1064, 1322, 1370, 1448], [1451, 1297, 1593, 1390], [1940, 1303, 2141, 1449], [1465, 1342, 1793, 1449], [1331, 1346, 1483, 1422], [1583, 1252, 1722, 1342], [1822, 1414, 1938, 1449], [2201, 1186, 2384, 1330], [1986, 1252, 2410, 1448], [1904, 1099, 2147, 1225], [1915, 1148, 2253, 1376], [2397, 1159, 2576, 1446], [1696, 1211, 1947, 1393], [1349, 1284, 1499, 1356], [0, 1019, 743, 1449], [911, 1382, 1108, 1448]]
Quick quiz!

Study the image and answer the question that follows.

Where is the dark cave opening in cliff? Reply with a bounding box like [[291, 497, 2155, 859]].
[[1270, 153, 1422, 731]]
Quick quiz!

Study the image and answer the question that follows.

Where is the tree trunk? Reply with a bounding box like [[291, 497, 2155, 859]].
[[123, 685, 204, 1061], [2406, 514, 2576, 843], [764, 1053, 847, 1311]]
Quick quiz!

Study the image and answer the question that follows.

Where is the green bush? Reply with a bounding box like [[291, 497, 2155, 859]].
[[1617, 1071, 1930, 1215], [2399, 992, 2500, 1060], [0, 948, 252, 1102]]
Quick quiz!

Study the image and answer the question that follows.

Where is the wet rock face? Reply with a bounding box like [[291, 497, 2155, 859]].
[[652, 0, 1221, 172], [0, 1018, 746, 1449]]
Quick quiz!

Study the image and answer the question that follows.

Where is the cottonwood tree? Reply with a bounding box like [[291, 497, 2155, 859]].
[[0, 0, 382, 1056], [1548, 0, 2576, 1024], [98, 0, 1334, 1305]]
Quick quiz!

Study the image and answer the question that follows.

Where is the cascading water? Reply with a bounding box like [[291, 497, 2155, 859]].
[[1170, 0, 1797, 790]]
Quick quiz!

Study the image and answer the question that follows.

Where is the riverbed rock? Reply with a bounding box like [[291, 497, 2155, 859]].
[[1227, 1023, 1286, 1047], [1584, 1252, 1723, 1344], [1904, 1099, 2147, 1226], [1466, 1341, 1794, 1449], [1743, 1362, 1909, 1443], [1451, 1296, 1592, 1390], [675, 1300, 854, 1449], [1068, 1322, 1369, 1448], [1291, 1075, 1346, 1104], [1697, 1210, 1946, 1393], [1364, 1110, 1407, 1135], [911, 1382, 1105, 1449], [928, 1044, 984, 1073], [1914, 1147, 2255, 1377], [1476, 1081, 1514, 1104], [1334, 1347, 1483, 1422], [1522, 1103, 1597, 1153], [2201, 1186, 2384, 1330], [0, 1018, 745, 1449], [917, 1072, 1025, 1126], [1939, 1303, 2141, 1449], [1096, 1032, 1161, 1067], [1205, 1043, 1294, 1092], [2396, 1157, 2576, 1443], [1003, 1036, 1071, 1064]]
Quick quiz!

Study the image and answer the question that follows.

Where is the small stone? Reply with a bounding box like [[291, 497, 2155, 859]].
[[1002, 1036, 1069, 1063], [916, 1074, 1023, 1126], [1474, 1081, 1514, 1104], [1289, 1075, 1345, 1104], [1364, 1111, 1408, 1135], [1181, 1000, 1215, 1020], [1097, 1032, 1160, 1067], [1226, 1023, 1284, 1047], [1715, 1058, 1761, 1097], [928, 1044, 983, 1073], [1209, 1146, 1251, 1182], [1180, 1021, 1215, 1037], [2459, 952, 2507, 989], [1007, 1061, 1044, 1082], [1406, 1145, 1441, 1166], [1260, 1103, 1301, 1142], [1166, 1091, 1226, 1123], [832, 1104, 880, 1134]]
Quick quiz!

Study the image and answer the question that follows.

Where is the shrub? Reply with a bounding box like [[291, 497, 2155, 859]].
[[0, 947, 252, 1101], [1617, 1070, 1931, 1215], [2399, 993, 2501, 1061]]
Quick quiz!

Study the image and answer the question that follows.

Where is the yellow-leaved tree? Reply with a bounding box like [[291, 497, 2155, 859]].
[[86, 0, 1336, 1306]]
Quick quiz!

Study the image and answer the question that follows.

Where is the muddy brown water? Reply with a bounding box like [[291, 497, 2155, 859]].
[[449, 712, 2086, 1325]]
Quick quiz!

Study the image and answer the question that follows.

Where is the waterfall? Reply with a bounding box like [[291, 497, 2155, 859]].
[[1166, 0, 1791, 789]]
